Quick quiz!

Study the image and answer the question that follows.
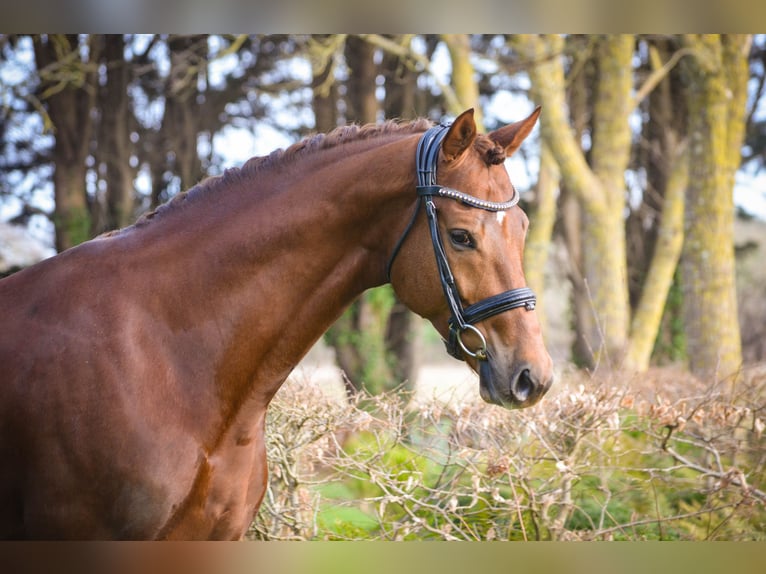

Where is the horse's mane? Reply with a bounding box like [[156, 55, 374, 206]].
[[129, 117, 505, 230], [241, 118, 436, 175]]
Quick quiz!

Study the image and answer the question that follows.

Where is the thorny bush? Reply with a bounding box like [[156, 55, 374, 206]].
[[248, 365, 766, 541]]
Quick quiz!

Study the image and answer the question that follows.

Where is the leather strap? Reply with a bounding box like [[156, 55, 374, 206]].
[[387, 120, 537, 362]]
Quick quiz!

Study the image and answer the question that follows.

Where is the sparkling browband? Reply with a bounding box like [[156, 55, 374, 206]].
[[416, 184, 520, 212]]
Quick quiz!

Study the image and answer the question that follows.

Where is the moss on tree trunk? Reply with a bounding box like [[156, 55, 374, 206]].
[[680, 35, 749, 381]]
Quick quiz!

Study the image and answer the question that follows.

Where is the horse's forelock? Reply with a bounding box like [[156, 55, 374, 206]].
[[474, 135, 507, 166]]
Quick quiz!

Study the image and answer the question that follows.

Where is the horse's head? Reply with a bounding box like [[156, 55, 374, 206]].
[[390, 107, 553, 409]]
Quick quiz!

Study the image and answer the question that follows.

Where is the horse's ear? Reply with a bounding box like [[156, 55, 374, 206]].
[[442, 109, 477, 162], [489, 106, 541, 156]]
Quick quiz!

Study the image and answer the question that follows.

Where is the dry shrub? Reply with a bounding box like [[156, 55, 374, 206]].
[[248, 364, 766, 541]]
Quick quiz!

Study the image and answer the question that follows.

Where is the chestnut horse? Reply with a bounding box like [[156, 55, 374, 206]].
[[0, 108, 552, 539]]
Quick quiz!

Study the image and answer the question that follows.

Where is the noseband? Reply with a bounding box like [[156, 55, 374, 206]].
[[387, 122, 537, 362]]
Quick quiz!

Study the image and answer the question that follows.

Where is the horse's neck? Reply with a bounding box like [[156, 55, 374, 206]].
[[132, 135, 418, 414]]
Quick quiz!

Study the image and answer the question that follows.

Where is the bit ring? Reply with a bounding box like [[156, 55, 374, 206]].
[[456, 324, 488, 360]]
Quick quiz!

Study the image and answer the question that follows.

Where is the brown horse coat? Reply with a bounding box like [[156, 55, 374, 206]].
[[0, 109, 552, 539]]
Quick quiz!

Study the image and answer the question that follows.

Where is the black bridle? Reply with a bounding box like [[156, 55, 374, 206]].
[[387, 122, 537, 362]]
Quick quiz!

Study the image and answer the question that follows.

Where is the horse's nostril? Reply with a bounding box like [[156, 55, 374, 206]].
[[513, 368, 534, 403]]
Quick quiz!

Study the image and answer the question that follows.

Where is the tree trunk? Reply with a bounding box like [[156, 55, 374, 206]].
[[381, 37, 417, 118], [559, 38, 592, 366], [316, 36, 422, 398], [442, 34, 484, 130], [33, 34, 99, 251], [517, 34, 632, 369], [328, 36, 385, 397], [584, 35, 633, 368], [98, 34, 134, 232], [624, 147, 687, 371], [309, 35, 342, 133], [680, 34, 750, 381], [381, 36, 422, 386], [623, 39, 689, 371], [523, 142, 558, 339], [169, 35, 207, 190], [313, 79, 338, 134], [344, 36, 378, 124]]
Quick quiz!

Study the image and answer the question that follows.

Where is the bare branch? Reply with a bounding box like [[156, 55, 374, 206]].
[[251, 365, 766, 541], [357, 34, 464, 116], [634, 46, 694, 106]]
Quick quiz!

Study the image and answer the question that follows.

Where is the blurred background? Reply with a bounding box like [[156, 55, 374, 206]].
[[2, 33, 765, 541]]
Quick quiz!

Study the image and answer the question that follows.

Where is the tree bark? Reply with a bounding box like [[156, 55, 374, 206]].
[[164, 35, 206, 191], [381, 36, 417, 118], [442, 34, 483, 130], [310, 35, 341, 133], [344, 36, 378, 124], [559, 38, 592, 366], [623, 39, 689, 371], [98, 34, 134, 232], [318, 35, 422, 398], [584, 35, 633, 368], [624, 147, 687, 371], [381, 36, 422, 386], [523, 142, 558, 338], [680, 34, 750, 380], [33, 34, 99, 251], [516, 34, 632, 369]]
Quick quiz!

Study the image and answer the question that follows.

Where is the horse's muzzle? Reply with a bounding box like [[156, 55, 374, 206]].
[[478, 356, 552, 409]]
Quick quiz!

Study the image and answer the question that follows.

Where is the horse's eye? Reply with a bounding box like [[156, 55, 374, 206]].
[[449, 229, 475, 249]]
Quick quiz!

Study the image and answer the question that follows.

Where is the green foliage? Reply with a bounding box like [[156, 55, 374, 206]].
[[653, 268, 687, 364], [324, 285, 416, 399], [316, 504, 379, 539], [53, 204, 91, 249]]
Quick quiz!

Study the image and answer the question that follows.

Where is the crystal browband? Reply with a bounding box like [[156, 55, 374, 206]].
[[415, 184, 520, 212]]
